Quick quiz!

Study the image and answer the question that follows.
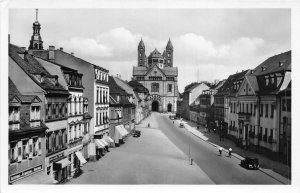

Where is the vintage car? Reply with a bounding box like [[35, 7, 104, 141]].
[[133, 130, 141, 137], [241, 157, 259, 170]]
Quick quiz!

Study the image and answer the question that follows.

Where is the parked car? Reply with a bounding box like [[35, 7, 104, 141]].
[[133, 130, 141, 137], [241, 157, 259, 170], [179, 123, 184, 128]]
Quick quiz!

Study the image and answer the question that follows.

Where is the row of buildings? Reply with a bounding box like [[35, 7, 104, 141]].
[[177, 51, 291, 164], [8, 11, 150, 184]]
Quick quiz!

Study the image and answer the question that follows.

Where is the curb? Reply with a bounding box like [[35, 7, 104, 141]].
[[175, 119, 288, 184]]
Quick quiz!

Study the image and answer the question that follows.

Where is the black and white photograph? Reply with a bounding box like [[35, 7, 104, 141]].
[[1, 0, 300, 193]]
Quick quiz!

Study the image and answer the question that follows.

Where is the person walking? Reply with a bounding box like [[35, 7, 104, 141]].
[[219, 147, 223, 156], [228, 148, 232, 157]]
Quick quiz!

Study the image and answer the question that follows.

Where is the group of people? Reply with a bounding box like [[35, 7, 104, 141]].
[[219, 147, 232, 157]]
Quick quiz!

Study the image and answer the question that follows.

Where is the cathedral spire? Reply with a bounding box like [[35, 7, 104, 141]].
[[29, 8, 43, 50]]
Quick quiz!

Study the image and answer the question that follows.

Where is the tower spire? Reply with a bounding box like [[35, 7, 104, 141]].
[[36, 8, 38, 21]]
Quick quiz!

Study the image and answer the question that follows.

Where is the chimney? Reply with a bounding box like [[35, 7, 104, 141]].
[[48, 46, 55, 61], [71, 52, 74, 56], [59, 47, 63, 51]]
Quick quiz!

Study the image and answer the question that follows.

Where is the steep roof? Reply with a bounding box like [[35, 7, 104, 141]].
[[9, 78, 21, 100], [108, 76, 128, 96], [128, 80, 149, 94], [133, 66, 178, 76], [9, 44, 69, 95], [251, 51, 291, 76], [216, 70, 249, 96], [32, 49, 109, 73]]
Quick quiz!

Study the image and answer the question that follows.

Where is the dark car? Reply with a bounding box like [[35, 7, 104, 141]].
[[133, 130, 141, 137], [241, 157, 259, 170]]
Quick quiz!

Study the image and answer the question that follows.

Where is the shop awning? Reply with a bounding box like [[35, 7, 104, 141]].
[[13, 171, 54, 184], [95, 139, 104, 148], [53, 158, 71, 170], [104, 136, 114, 143], [100, 139, 109, 146], [75, 151, 87, 165], [119, 125, 129, 135], [115, 125, 126, 138]]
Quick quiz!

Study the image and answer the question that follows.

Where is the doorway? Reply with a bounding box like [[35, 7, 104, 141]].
[[167, 103, 172, 112], [152, 101, 159, 112]]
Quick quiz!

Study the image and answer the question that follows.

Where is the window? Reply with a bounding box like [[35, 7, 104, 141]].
[[151, 83, 159, 92], [260, 104, 263, 117], [265, 104, 268, 117], [168, 84, 172, 92], [265, 76, 269, 86], [22, 140, 28, 159], [287, 99, 291, 112], [250, 104, 252, 114], [246, 104, 248, 114], [253, 104, 256, 116], [271, 105, 274, 118], [282, 99, 287, 111]]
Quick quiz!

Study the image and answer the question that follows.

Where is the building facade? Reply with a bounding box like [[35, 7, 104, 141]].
[[8, 78, 50, 184], [132, 39, 178, 113], [9, 44, 70, 183]]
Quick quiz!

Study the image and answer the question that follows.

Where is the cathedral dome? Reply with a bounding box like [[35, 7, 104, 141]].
[[148, 48, 163, 59]]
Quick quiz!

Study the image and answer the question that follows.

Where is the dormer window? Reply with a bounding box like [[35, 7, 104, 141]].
[[261, 67, 266, 72], [265, 76, 269, 86], [250, 70, 254, 74], [270, 74, 275, 84], [279, 61, 284, 67]]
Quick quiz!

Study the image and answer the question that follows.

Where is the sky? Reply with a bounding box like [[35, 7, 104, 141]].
[[9, 9, 291, 92]]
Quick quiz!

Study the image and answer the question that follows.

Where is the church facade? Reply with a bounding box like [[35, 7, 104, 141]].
[[132, 39, 178, 113]]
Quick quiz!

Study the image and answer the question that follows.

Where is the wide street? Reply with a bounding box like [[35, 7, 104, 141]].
[[66, 112, 282, 184], [155, 112, 282, 184]]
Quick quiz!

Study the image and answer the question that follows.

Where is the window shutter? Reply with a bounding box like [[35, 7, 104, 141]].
[[38, 138, 42, 155]]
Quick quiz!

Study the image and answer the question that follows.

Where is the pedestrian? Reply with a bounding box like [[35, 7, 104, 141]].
[[148, 123, 150, 127], [228, 148, 232, 157], [219, 147, 223, 156], [173, 121, 174, 124]]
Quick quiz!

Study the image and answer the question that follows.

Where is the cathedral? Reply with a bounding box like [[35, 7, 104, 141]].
[[132, 39, 178, 113]]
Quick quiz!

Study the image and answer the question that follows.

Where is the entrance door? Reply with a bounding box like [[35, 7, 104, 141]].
[[167, 104, 172, 112], [152, 101, 159, 112]]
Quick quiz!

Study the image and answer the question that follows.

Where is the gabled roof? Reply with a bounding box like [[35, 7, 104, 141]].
[[109, 76, 128, 96], [9, 44, 69, 95], [215, 70, 249, 96], [251, 50, 291, 76]]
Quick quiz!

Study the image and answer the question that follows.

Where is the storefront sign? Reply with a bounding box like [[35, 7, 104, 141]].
[[49, 152, 64, 163], [10, 164, 43, 182]]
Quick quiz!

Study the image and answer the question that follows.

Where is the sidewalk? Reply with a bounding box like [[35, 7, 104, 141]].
[[67, 115, 214, 184], [175, 118, 291, 184]]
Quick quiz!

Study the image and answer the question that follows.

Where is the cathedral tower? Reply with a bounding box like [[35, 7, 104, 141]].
[[29, 9, 43, 50], [138, 38, 146, 66], [165, 38, 173, 67]]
